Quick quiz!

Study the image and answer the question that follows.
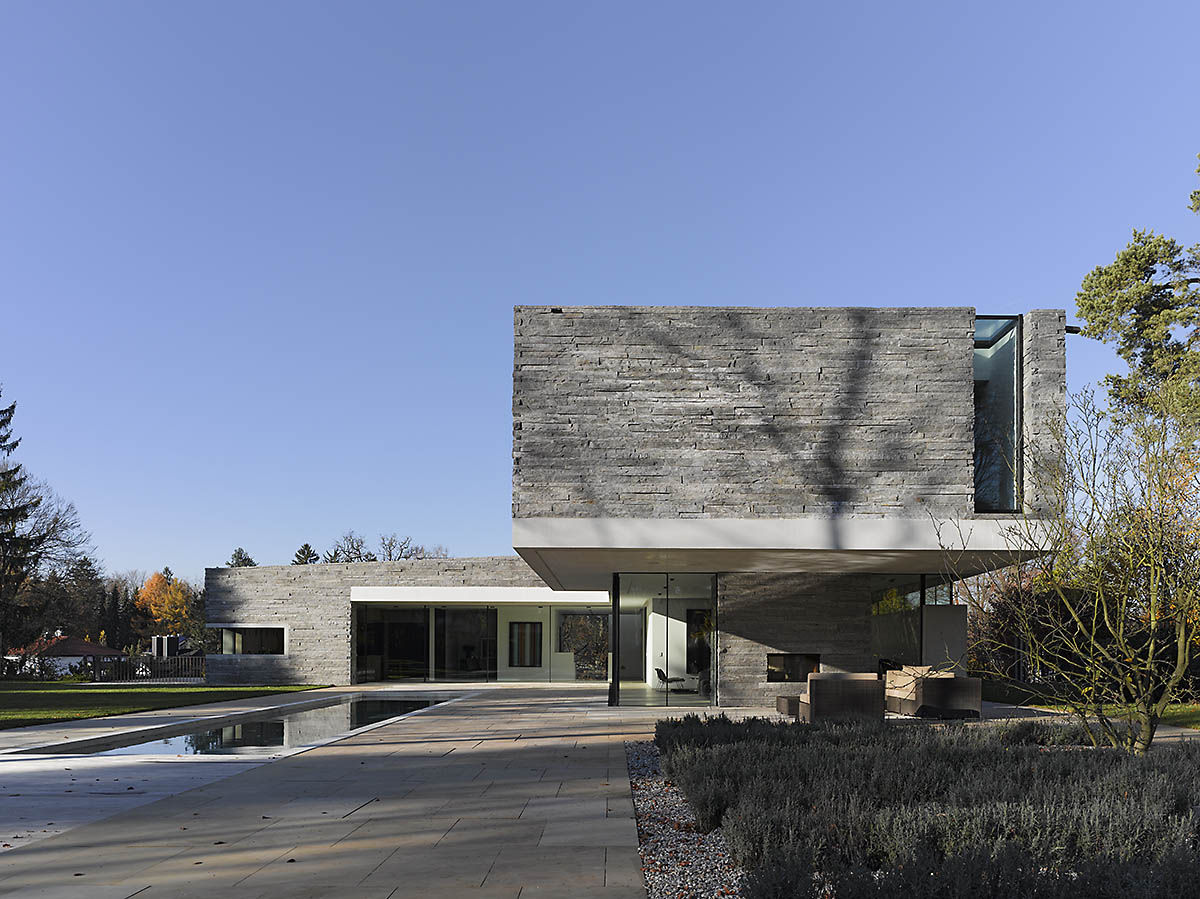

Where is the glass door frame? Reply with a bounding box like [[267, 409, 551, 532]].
[[609, 572, 717, 707]]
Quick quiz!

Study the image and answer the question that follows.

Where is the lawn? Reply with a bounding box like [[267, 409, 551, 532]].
[[656, 715, 1200, 899], [982, 679, 1200, 730], [0, 681, 324, 730], [1161, 705, 1200, 729]]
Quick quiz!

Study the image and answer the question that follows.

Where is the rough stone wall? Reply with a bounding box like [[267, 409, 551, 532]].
[[1022, 309, 1068, 514], [513, 306, 976, 519], [716, 572, 880, 706], [204, 557, 546, 686]]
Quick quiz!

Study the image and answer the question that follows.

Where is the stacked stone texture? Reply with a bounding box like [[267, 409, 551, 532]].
[[513, 306, 978, 519], [716, 572, 881, 706], [204, 557, 545, 685], [1022, 309, 1068, 514]]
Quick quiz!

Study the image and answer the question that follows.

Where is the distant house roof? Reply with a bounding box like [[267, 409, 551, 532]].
[[9, 636, 127, 658]]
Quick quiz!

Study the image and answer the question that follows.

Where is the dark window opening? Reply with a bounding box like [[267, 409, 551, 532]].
[[766, 653, 820, 683], [509, 621, 543, 667], [215, 627, 285, 655]]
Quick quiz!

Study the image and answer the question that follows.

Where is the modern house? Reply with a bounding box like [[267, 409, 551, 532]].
[[204, 306, 1066, 707]]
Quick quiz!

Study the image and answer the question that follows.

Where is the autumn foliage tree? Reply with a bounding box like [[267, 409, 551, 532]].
[[137, 570, 200, 637]]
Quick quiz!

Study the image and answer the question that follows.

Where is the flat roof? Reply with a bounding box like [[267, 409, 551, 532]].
[[513, 516, 1044, 591]]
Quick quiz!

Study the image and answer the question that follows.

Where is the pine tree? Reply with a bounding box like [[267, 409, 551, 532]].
[[117, 586, 139, 651], [67, 556, 104, 639], [105, 585, 122, 649], [292, 543, 319, 565], [0, 389, 42, 654], [226, 548, 256, 568]]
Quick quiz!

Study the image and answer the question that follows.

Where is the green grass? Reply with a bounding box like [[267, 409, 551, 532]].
[[1160, 705, 1200, 729], [979, 681, 1200, 730], [1023, 701, 1200, 731], [0, 681, 324, 730]]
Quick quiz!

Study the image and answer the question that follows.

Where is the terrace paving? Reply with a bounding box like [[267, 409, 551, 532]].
[[0, 684, 713, 898]]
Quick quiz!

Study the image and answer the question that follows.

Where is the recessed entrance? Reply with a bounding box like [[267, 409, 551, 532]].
[[613, 573, 715, 707]]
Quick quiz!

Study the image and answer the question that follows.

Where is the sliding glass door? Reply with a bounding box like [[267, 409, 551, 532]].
[[613, 573, 715, 707], [434, 607, 498, 680]]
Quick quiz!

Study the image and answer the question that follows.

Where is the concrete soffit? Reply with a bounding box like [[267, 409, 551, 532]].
[[512, 517, 1046, 591]]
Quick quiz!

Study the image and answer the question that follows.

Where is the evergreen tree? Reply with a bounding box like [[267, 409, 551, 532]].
[[226, 547, 256, 568], [105, 584, 122, 649], [118, 585, 142, 651], [67, 556, 105, 639], [292, 543, 319, 565], [1076, 153, 1200, 415], [0, 389, 42, 653]]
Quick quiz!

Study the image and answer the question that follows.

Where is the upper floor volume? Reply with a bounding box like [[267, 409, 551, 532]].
[[511, 306, 1066, 590], [512, 306, 1065, 521]]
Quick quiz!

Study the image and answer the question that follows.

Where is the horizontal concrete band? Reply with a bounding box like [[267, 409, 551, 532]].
[[513, 517, 1045, 590], [349, 585, 610, 604]]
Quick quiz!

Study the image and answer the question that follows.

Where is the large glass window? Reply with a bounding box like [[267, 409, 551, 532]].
[[353, 603, 611, 684], [869, 576, 962, 669], [974, 315, 1021, 512], [434, 607, 497, 680], [613, 573, 715, 707], [553, 610, 610, 681]]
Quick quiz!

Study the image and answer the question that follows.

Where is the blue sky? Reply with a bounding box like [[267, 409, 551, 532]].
[[2, 2, 1198, 582]]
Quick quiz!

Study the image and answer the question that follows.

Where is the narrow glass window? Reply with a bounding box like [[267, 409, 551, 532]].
[[508, 621, 543, 667], [974, 316, 1020, 512]]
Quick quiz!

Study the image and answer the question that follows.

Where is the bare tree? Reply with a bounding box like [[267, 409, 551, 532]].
[[378, 533, 448, 560], [323, 530, 377, 563], [946, 385, 1200, 753], [324, 531, 449, 563]]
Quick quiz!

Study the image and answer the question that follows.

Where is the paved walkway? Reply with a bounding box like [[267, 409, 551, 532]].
[[0, 685, 699, 898]]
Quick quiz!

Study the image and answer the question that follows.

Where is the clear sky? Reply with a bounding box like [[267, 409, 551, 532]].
[[3, 2, 1198, 583]]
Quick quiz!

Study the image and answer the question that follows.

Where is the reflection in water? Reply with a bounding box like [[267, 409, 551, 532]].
[[95, 697, 436, 757]]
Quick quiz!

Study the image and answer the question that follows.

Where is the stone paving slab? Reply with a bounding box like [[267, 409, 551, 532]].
[[0, 684, 711, 898]]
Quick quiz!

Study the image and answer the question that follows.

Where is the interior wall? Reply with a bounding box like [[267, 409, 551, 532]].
[[497, 604, 550, 682], [716, 572, 882, 707], [646, 598, 712, 688], [922, 604, 967, 672]]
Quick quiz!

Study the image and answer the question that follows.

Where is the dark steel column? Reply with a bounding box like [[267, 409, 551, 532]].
[[609, 573, 620, 706], [919, 574, 927, 665]]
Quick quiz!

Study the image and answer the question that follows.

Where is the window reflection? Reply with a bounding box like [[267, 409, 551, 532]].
[[974, 316, 1020, 512]]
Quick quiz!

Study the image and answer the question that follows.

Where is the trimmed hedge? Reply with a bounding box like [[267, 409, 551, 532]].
[[655, 716, 1200, 898]]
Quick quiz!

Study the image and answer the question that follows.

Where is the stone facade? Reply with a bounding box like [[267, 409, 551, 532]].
[[1022, 309, 1068, 513], [716, 572, 882, 706], [513, 306, 978, 519], [204, 557, 545, 685]]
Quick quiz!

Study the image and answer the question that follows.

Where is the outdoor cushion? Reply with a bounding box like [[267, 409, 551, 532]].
[[779, 672, 884, 723], [885, 667, 981, 719]]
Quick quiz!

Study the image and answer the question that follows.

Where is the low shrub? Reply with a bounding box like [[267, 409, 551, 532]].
[[743, 845, 1200, 899], [655, 717, 1200, 898]]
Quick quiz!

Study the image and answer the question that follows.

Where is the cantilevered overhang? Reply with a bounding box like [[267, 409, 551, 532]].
[[513, 517, 1041, 591]]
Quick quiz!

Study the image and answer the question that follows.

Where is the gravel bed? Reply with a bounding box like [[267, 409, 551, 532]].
[[626, 739, 744, 898]]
